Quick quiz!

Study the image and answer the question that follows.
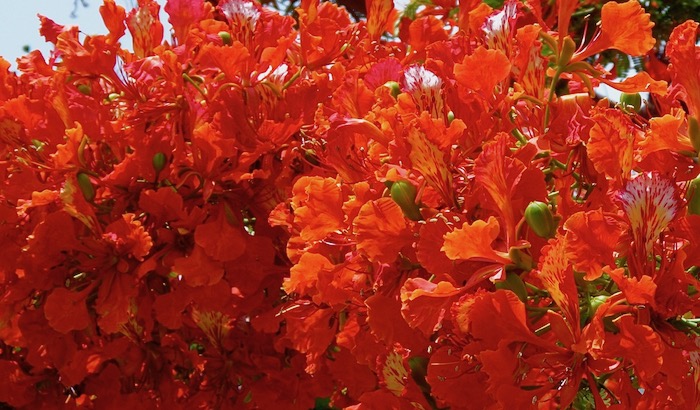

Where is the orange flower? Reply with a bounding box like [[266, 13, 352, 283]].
[[95, 270, 137, 333], [574, 0, 655, 61], [407, 16, 449, 55], [452, 289, 544, 347], [483, 1, 518, 58]]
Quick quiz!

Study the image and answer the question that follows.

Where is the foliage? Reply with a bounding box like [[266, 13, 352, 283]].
[[1, 0, 700, 409]]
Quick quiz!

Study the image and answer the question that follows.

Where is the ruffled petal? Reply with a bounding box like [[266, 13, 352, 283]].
[[442, 216, 511, 264]]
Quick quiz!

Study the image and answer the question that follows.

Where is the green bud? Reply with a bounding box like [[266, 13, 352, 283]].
[[589, 295, 609, 316], [689, 116, 700, 153], [383, 81, 401, 98], [218, 31, 232, 45], [303, 149, 320, 166], [524, 201, 557, 238], [687, 176, 700, 215], [390, 180, 422, 221], [152, 152, 167, 174], [495, 272, 528, 302], [619, 93, 642, 112], [76, 172, 95, 202], [447, 111, 455, 124], [408, 356, 429, 380], [76, 84, 92, 96]]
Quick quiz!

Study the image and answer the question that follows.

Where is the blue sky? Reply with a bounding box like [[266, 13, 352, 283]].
[[0, 0, 166, 69]]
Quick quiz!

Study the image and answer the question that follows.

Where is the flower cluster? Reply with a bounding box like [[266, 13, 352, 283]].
[[1, 0, 700, 408]]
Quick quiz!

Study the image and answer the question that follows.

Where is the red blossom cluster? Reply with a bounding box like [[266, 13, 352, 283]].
[[1, 0, 700, 408]]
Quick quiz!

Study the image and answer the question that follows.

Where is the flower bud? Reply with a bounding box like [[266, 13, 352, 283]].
[[589, 295, 609, 316], [495, 272, 528, 302], [525, 201, 557, 238], [76, 84, 91, 95], [687, 176, 700, 215], [218, 31, 232, 45], [408, 356, 428, 380], [390, 180, 422, 221], [383, 81, 401, 98], [619, 92, 642, 112], [152, 152, 167, 174], [77, 172, 95, 202], [303, 149, 320, 166]]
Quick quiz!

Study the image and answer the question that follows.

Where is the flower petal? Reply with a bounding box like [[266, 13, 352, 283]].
[[600, 0, 655, 55], [452, 289, 544, 347], [667, 20, 700, 117], [537, 236, 579, 337], [406, 118, 454, 206], [564, 210, 625, 281], [442, 216, 510, 264], [639, 112, 692, 158], [44, 287, 92, 333], [599, 71, 667, 96], [366, 0, 394, 40], [354, 198, 412, 263], [606, 266, 657, 306], [587, 108, 638, 181], [172, 245, 225, 287], [616, 172, 681, 266], [454, 46, 511, 94], [400, 279, 463, 336], [292, 176, 345, 242], [576, 0, 655, 60]]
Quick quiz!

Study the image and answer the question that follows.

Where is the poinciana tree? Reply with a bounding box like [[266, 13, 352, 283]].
[[1, 0, 700, 409]]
